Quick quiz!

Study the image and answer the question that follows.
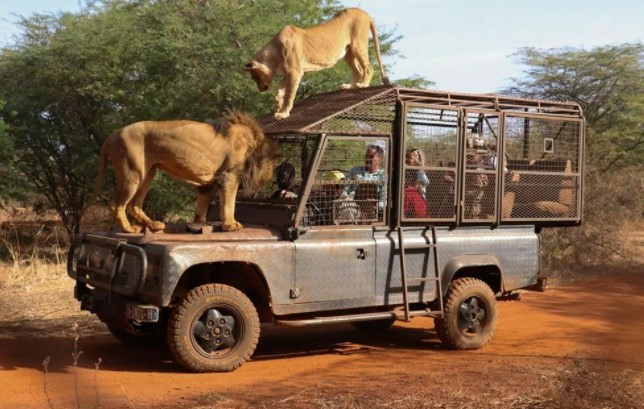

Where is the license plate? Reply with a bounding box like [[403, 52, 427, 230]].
[[126, 304, 159, 322]]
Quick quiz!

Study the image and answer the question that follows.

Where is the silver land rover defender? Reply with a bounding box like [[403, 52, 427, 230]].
[[68, 86, 584, 372]]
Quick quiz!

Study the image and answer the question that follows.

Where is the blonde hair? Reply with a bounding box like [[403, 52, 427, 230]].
[[406, 147, 425, 166]]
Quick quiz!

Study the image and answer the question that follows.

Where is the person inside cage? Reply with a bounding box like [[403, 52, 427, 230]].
[[465, 153, 490, 219], [345, 144, 386, 210], [404, 168, 429, 218], [272, 161, 298, 199], [405, 147, 430, 200]]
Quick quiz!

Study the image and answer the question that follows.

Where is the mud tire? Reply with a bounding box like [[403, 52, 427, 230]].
[[435, 277, 497, 350], [167, 284, 260, 372]]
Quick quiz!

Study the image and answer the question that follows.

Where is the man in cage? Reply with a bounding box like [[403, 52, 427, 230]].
[[345, 144, 387, 211], [464, 153, 490, 219]]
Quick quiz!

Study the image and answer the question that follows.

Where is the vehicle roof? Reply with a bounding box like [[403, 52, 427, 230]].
[[257, 85, 584, 136]]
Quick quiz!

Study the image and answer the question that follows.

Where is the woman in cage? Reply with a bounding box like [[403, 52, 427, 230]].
[[404, 168, 429, 218], [405, 147, 429, 196]]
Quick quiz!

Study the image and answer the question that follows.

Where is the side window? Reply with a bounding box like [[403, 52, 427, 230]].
[[404, 106, 458, 221], [243, 135, 318, 200], [302, 138, 389, 227]]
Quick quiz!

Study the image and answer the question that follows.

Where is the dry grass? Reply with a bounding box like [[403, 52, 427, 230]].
[[0, 258, 65, 287], [183, 363, 644, 409], [541, 166, 644, 275], [0, 261, 104, 338]]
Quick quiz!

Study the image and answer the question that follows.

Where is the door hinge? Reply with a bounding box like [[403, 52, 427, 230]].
[[289, 288, 301, 299]]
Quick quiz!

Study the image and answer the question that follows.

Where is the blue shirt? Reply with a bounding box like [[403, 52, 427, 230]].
[[346, 166, 386, 209]]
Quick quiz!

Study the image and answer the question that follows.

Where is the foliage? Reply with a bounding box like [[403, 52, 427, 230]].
[[0, 100, 28, 203], [0, 0, 421, 237], [394, 75, 435, 89]]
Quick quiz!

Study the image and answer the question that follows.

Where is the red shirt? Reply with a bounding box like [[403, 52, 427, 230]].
[[404, 187, 428, 218]]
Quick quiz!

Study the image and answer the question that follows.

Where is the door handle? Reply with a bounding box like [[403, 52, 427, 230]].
[[356, 248, 369, 259]]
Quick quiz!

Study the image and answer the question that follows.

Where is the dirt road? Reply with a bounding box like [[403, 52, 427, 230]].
[[1, 272, 643, 408]]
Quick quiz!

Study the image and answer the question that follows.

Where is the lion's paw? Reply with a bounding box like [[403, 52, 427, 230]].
[[274, 112, 290, 120], [124, 224, 143, 234], [222, 221, 243, 232], [340, 83, 353, 90], [148, 220, 165, 231]]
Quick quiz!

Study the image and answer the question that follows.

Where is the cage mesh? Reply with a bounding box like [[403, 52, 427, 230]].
[[505, 173, 579, 220], [252, 87, 583, 226], [462, 112, 500, 222], [503, 116, 581, 221], [504, 116, 580, 172], [258, 86, 396, 135], [307, 91, 397, 135], [403, 107, 458, 221], [463, 170, 497, 221], [301, 137, 389, 227], [246, 135, 319, 201]]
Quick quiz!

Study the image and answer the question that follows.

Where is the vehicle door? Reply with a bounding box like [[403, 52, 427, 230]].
[[293, 135, 390, 305]]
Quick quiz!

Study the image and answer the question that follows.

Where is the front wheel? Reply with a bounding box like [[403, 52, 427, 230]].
[[434, 277, 497, 350], [167, 284, 260, 372]]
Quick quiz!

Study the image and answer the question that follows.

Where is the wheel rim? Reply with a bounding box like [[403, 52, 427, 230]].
[[457, 295, 488, 336], [190, 305, 243, 358]]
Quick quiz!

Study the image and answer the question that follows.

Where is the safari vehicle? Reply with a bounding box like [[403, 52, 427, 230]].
[[67, 86, 585, 372]]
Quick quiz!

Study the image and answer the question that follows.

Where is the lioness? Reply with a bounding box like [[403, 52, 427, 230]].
[[243, 7, 389, 120], [87, 112, 277, 233]]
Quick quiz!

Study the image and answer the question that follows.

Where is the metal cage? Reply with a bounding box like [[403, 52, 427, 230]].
[[251, 85, 585, 227]]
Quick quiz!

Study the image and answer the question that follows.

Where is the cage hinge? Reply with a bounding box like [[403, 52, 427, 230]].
[[289, 288, 301, 299]]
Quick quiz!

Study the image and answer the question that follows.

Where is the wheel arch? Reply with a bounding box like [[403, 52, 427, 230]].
[[441, 255, 505, 295], [170, 261, 273, 322]]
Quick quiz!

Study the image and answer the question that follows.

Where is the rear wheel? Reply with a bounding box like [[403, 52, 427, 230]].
[[434, 277, 497, 350], [167, 284, 260, 372]]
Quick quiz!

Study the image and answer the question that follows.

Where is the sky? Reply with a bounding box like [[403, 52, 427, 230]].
[[1, 0, 642, 93]]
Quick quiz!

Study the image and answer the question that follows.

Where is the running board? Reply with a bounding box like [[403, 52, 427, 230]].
[[274, 310, 441, 327]]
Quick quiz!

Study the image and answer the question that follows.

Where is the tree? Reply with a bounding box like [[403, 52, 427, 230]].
[[0, 0, 426, 238], [0, 100, 27, 203]]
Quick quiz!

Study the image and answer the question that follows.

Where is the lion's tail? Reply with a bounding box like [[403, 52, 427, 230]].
[[370, 18, 390, 85], [83, 139, 109, 216]]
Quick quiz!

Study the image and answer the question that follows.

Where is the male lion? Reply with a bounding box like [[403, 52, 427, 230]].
[[243, 7, 389, 120], [87, 112, 277, 233]]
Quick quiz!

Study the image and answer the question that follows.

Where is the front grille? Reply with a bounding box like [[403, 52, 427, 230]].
[[70, 234, 147, 297], [114, 252, 144, 288]]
